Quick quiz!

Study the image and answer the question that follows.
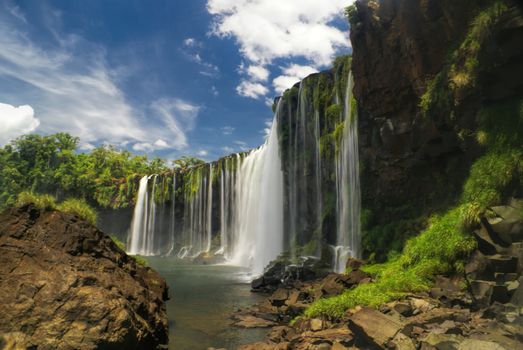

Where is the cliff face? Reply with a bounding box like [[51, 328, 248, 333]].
[[350, 0, 523, 258]]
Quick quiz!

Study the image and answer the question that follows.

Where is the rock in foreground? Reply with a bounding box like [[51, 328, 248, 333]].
[[0, 204, 168, 350]]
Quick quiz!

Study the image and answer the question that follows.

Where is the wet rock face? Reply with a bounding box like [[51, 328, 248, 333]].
[[0, 205, 169, 350]]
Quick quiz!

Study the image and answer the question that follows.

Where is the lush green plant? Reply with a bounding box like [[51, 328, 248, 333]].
[[57, 198, 98, 225], [16, 191, 57, 210], [0, 133, 169, 210]]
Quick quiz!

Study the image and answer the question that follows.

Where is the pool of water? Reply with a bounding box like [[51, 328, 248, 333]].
[[145, 257, 267, 350]]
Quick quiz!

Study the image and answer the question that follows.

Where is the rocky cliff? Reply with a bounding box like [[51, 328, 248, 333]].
[[0, 204, 168, 349], [351, 0, 523, 259]]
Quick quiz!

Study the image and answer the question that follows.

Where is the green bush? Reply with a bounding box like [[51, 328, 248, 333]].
[[57, 198, 97, 225], [16, 191, 57, 210]]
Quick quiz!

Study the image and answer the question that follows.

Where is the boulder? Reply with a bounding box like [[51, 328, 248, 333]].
[[348, 307, 404, 348], [0, 205, 168, 350]]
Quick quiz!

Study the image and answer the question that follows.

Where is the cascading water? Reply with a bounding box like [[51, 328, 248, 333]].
[[127, 58, 360, 275], [128, 175, 156, 255], [333, 73, 361, 273], [229, 107, 284, 276]]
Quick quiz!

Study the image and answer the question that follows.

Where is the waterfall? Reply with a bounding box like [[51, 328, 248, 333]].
[[128, 175, 158, 256], [229, 109, 284, 275], [334, 73, 361, 273], [206, 163, 213, 252], [126, 58, 359, 275]]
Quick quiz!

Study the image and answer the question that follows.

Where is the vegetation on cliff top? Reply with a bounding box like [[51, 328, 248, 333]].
[[0, 133, 169, 210], [16, 191, 98, 225]]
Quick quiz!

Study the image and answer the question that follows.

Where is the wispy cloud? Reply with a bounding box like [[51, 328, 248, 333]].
[[0, 5, 201, 153], [182, 37, 220, 78], [220, 126, 235, 135]]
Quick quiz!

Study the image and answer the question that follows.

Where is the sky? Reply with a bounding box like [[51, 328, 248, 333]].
[[0, 0, 352, 161]]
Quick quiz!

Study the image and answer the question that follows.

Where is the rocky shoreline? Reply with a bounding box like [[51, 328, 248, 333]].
[[227, 202, 523, 350], [0, 204, 169, 350]]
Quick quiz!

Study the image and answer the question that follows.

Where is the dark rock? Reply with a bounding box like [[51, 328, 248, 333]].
[[0, 205, 168, 350]]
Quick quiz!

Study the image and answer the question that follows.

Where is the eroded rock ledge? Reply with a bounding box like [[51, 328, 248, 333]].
[[0, 204, 168, 350]]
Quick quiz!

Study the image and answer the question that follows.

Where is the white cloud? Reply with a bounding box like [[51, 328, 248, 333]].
[[132, 142, 154, 152], [79, 142, 95, 151], [182, 38, 220, 78], [154, 139, 169, 149], [0, 13, 201, 154], [0, 102, 40, 145], [197, 150, 208, 156], [150, 98, 200, 150], [241, 64, 269, 82], [221, 146, 234, 153], [273, 64, 317, 93], [207, 0, 351, 98], [183, 38, 200, 47], [234, 140, 249, 151], [236, 80, 269, 99], [221, 126, 235, 135]]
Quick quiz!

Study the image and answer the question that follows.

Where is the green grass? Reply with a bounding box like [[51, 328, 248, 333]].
[[57, 198, 98, 225], [306, 206, 476, 319], [16, 191, 57, 210], [16, 192, 98, 226]]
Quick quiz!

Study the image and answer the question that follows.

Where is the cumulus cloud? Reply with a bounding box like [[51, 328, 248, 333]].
[[0, 102, 40, 145], [197, 150, 208, 156], [207, 0, 351, 98], [236, 80, 269, 99], [273, 64, 317, 93]]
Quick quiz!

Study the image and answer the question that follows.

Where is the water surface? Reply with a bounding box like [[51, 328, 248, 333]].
[[145, 257, 267, 350]]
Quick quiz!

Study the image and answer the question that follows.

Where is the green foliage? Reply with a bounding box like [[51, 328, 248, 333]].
[[344, 4, 359, 26], [57, 198, 97, 225], [0, 133, 168, 210], [16, 191, 57, 210], [110, 235, 126, 251], [134, 255, 148, 267], [306, 206, 476, 318], [173, 156, 205, 170]]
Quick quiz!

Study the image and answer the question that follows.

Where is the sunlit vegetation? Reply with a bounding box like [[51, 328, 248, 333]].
[[0, 133, 168, 210]]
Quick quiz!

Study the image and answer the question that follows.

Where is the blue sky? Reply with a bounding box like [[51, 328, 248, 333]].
[[0, 0, 351, 161]]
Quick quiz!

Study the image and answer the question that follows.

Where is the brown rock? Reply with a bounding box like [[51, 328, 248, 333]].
[[0, 205, 168, 350], [348, 307, 404, 348], [234, 315, 276, 328]]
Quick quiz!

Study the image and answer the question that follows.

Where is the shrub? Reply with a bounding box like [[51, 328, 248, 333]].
[[16, 191, 57, 210], [57, 198, 97, 225]]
